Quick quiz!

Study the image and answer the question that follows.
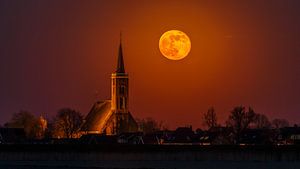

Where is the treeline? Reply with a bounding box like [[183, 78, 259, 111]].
[[3, 108, 83, 139], [202, 106, 291, 144], [1, 106, 293, 143], [2, 109, 167, 139], [202, 106, 289, 130]]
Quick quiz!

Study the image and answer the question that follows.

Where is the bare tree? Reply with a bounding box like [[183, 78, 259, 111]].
[[254, 114, 271, 129], [53, 108, 83, 138], [4, 110, 43, 139], [272, 118, 289, 129], [202, 107, 218, 129], [226, 106, 257, 144], [136, 117, 166, 134]]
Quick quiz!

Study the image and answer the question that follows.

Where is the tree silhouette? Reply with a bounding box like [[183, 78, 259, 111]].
[[254, 114, 271, 129], [136, 117, 167, 134], [272, 118, 289, 129], [202, 107, 218, 129], [226, 106, 257, 144], [53, 108, 83, 138], [4, 110, 43, 139]]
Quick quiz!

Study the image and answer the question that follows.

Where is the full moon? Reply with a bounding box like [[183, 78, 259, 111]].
[[159, 30, 191, 60]]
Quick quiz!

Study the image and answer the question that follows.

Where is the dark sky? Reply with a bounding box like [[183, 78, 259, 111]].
[[0, 0, 300, 128]]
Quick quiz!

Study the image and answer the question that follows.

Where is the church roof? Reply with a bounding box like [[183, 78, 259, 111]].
[[81, 100, 112, 132], [115, 40, 125, 73]]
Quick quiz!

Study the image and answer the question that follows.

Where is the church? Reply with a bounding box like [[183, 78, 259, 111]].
[[81, 39, 138, 135]]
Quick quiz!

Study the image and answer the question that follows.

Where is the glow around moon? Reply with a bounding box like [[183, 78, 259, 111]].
[[159, 30, 191, 60]]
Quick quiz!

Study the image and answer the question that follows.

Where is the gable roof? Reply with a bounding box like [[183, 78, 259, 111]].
[[81, 100, 112, 132]]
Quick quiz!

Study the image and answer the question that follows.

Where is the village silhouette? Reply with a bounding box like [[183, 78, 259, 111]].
[[1, 0, 300, 168], [1, 39, 299, 146]]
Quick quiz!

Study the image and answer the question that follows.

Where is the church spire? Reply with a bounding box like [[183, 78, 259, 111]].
[[116, 32, 125, 73]]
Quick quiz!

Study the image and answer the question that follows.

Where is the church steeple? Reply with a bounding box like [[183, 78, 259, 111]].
[[81, 35, 137, 136], [111, 33, 129, 114], [116, 34, 125, 73]]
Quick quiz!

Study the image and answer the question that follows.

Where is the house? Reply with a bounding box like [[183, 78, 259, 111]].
[[0, 128, 26, 144]]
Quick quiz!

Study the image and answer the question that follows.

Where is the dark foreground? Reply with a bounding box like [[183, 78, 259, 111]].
[[0, 144, 300, 169]]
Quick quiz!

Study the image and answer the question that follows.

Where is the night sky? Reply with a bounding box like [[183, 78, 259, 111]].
[[0, 0, 300, 128]]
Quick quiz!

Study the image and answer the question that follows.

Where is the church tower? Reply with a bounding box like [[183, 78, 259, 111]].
[[111, 40, 128, 113], [106, 37, 137, 135], [81, 36, 137, 135]]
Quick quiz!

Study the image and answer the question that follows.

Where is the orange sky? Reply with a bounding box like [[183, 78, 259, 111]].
[[0, 0, 300, 129]]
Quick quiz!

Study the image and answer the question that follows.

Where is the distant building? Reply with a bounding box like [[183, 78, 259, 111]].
[[81, 38, 138, 135], [278, 127, 300, 145], [239, 128, 272, 145], [0, 128, 26, 144], [163, 126, 198, 145]]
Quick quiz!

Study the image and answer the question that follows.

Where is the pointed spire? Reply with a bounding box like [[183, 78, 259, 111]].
[[116, 32, 125, 73]]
